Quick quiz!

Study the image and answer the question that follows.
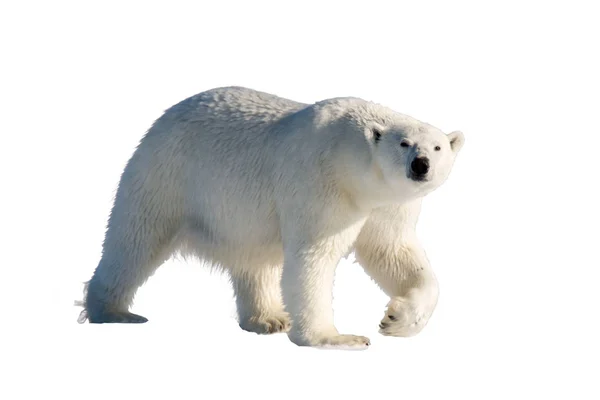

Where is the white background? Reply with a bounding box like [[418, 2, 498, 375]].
[[2, 1, 599, 399]]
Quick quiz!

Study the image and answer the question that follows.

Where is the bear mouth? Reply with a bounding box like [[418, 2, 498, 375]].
[[408, 172, 429, 182]]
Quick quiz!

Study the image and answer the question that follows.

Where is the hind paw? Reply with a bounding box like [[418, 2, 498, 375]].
[[240, 312, 291, 334], [85, 310, 148, 324]]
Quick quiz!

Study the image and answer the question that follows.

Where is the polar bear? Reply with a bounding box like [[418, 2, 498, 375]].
[[77, 86, 464, 349]]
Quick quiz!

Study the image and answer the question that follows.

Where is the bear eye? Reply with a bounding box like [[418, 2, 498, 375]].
[[400, 141, 410, 148], [434, 145, 441, 151]]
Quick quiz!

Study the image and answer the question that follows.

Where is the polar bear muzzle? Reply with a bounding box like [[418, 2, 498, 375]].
[[409, 156, 430, 181]]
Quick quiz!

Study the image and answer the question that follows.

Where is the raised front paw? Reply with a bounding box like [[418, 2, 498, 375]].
[[378, 297, 430, 337]]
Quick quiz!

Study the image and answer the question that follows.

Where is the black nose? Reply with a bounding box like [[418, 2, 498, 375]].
[[411, 157, 430, 175]]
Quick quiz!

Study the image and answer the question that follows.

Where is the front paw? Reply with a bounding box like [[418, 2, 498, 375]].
[[288, 329, 371, 349], [378, 297, 430, 337], [317, 334, 371, 350]]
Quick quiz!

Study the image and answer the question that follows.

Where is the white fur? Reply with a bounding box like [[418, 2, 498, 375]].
[[77, 86, 464, 349]]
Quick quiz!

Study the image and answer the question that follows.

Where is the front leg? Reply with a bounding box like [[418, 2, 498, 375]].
[[282, 229, 370, 349], [354, 202, 439, 337], [375, 244, 439, 337]]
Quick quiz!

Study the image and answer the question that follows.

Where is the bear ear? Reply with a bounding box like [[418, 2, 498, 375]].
[[372, 127, 382, 143], [448, 130, 465, 153], [368, 123, 385, 144]]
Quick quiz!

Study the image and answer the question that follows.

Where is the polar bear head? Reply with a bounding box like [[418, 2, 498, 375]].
[[369, 120, 465, 200], [311, 98, 464, 207]]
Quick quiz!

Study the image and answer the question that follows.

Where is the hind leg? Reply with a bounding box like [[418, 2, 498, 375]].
[[80, 246, 173, 324], [231, 265, 291, 334], [80, 238, 176, 324], [78, 197, 178, 324]]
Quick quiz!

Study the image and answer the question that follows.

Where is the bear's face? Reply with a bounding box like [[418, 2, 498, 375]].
[[372, 124, 464, 199]]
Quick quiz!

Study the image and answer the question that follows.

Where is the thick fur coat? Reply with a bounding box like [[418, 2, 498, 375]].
[[77, 86, 465, 349]]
